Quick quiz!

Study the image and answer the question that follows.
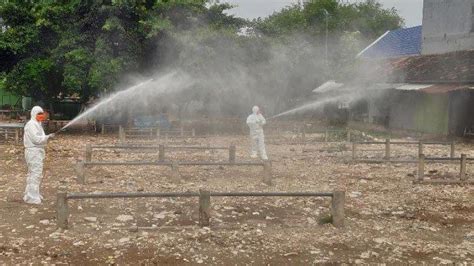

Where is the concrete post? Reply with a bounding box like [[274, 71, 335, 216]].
[[229, 145, 236, 163], [352, 143, 357, 161], [418, 154, 425, 182], [119, 126, 125, 143], [76, 161, 85, 184], [159, 145, 165, 161], [199, 189, 211, 227], [263, 161, 272, 185], [192, 128, 196, 137], [85, 144, 92, 163], [180, 127, 184, 137], [460, 154, 467, 181], [15, 129, 19, 145], [325, 130, 329, 142], [101, 124, 105, 134], [418, 141, 424, 156], [346, 130, 351, 142], [450, 141, 455, 158], [157, 128, 160, 137], [385, 139, 390, 161], [331, 191, 345, 228], [171, 162, 180, 180], [56, 192, 69, 229], [302, 127, 306, 143]]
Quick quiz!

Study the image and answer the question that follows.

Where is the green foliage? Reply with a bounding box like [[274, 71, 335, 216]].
[[255, 0, 404, 39], [0, 0, 240, 102]]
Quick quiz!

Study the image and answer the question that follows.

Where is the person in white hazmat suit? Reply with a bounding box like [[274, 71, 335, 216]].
[[23, 106, 54, 204], [246, 106, 268, 160]]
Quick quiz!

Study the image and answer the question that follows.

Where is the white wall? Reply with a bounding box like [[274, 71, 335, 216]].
[[422, 0, 474, 54]]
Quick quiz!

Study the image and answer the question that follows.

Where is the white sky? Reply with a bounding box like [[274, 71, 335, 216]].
[[224, 0, 424, 27]]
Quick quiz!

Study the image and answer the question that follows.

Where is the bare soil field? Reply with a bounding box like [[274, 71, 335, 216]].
[[1, 133, 473, 264]]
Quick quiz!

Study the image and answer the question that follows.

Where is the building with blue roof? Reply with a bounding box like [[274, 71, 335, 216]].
[[357, 26, 422, 59]]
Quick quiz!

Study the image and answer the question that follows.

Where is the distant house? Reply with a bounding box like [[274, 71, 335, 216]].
[[366, 51, 474, 136], [324, 1, 474, 136]]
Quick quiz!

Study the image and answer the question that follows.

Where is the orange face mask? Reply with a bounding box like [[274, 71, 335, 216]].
[[36, 113, 47, 122]]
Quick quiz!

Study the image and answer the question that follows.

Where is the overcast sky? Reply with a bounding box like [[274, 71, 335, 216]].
[[224, 0, 423, 27]]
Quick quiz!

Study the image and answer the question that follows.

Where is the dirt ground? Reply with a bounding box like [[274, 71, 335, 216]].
[[0, 131, 473, 264]]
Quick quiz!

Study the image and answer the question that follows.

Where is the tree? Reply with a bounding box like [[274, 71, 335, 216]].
[[0, 0, 241, 104]]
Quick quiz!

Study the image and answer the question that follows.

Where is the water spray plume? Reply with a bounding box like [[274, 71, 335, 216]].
[[59, 78, 155, 132]]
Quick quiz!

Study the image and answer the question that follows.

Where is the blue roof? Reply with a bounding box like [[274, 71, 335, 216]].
[[358, 26, 422, 59]]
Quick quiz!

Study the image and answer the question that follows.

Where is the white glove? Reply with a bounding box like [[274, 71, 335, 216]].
[[47, 133, 55, 139]]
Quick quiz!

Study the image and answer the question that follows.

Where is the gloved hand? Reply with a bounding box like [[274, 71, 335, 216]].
[[47, 133, 55, 139]]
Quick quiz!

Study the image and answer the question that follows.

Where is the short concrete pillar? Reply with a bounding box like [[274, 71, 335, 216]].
[[346, 130, 351, 142], [171, 162, 180, 180], [450, 141, 455, 158], [418, 154, 425, 182], [331, 191, 345, 228], [101, 124, 105, 134], [460, 154, 467, 180], [385, 139, 391, 161], [14, 129, 19, 145], [229, 145, 236, 163], [262, 161, 272, 185], [56, 192, 69, 229], [199, 189, 211, 227], [76, 161, 86, 184], [352, 143, 357, 161], [324, 130, 329, 142], [159, 145, 165, 161], [156, 128, 160, 137], [192, 128, 196, 137], [119, 126, 125, 143], [302, 127, 306, 143], [180, 127, 184, 137], [85, 144, 92, 162], [418, 141, 424, 156]]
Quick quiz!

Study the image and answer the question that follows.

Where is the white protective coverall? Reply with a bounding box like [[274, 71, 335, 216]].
[[246, 106, 268, 160], [23, 106, 51, 204]]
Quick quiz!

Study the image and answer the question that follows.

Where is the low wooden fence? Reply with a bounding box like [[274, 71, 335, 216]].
[[56, 190, 345, 229], [352, 139, 455, 163], [416, 153, 474, 184]]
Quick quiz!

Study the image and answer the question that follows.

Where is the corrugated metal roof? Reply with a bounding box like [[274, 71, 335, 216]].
[[390, 83, 474, 93], [358, 26, 422, 59]]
